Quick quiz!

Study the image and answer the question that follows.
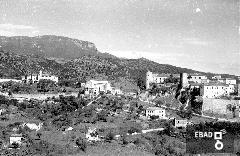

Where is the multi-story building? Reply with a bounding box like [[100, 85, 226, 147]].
[[212, 77, 236, 85], [188, 73, 209, 84], [146, 71, 180, 89], [200, 83, 235, 98], [84, 80, 112, 95], [225, 78, 237, 85], [22, 70, 58, 83], [180, 73, 209, 88], [145, 107, 166, 119]]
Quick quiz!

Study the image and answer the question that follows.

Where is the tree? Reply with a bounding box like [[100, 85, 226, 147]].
[[227, 104, 237, 118], [164, 74, 179, 84], [105, 131, 115, 142], [37, 79, 56, 93], [76, 137, 87, 152], [164, 122, 174, 136], [137, 78, 146, 90]]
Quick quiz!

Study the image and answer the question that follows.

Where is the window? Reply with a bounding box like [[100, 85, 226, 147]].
[[199, 77, 201, 79]]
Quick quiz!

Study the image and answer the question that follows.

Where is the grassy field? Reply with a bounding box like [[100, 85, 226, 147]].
[[68, 142, 154, 156]]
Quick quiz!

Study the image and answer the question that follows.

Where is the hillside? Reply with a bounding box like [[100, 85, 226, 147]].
[[0, 35, 116, 59], [1, 35, 237, 85], [0, 49, 63, 78]]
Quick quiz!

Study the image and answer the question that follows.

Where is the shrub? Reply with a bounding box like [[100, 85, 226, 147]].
[[105, 131, 115, 142], [76, 137, 87, 152]]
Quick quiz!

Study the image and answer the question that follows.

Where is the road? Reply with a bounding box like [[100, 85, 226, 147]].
[[115, 127, 165, 138]]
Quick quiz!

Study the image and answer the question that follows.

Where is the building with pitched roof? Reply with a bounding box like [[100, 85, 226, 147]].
[[145, 107, 166, 119], [21, 70, 58, 83], [200, 83, 235, 98], [187, 73, 209, 84], [84, 80, 112, 95], [146, 71, 180, 89]]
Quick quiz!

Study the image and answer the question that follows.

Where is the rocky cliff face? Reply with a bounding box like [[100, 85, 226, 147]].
[[0, 35, 98, 59]]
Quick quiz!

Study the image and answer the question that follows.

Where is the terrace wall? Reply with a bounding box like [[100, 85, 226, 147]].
[[202, 98, 240, 117]]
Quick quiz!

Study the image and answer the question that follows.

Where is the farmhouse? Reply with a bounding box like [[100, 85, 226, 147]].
[[145, 107, 166, 119], [9, 134, 23, 146], [22, 70, 58, 83], [173, 118, 188, 128], [85, 80, 112, 95], [111, 87, 123, 95]]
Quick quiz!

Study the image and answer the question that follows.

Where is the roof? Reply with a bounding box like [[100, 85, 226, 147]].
[[225, 78, 236, 80], [189, 82, 202, 86], [203, 82, 228, 87], [10, 134, 22, 137], [172, 74, 180, 77], [146, 107, 165, 111], [189, 73, 207, 77], [156, 74, 170, 77], [89, 80, 109, 84]]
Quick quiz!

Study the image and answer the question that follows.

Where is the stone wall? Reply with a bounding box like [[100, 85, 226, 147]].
[[202, 98, 240, 116]]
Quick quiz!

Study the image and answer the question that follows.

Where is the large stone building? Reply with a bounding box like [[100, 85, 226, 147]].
[[22, 70, 58, 83], [180, 73, 210, 88], [146, 71, 180, 89], [200, 83, 235, 98], [84, 80, 112, 95]]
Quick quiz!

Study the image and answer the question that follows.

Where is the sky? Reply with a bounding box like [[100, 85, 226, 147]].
[[0, 0, 239, 75]]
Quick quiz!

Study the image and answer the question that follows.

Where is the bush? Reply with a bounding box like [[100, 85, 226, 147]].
[[128, 126, 141, 134], [76, 137, 87, 152], [105, 131, 115, 142]]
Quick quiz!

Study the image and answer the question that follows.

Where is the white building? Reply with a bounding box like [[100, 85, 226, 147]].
[[111, 87, 123, 95], [86, 128, 101, 142], [0, 79, 22, 83], [146, 107, 166, 119], [188, 74, 209, 84], [146, 71, 179, 89], [173, 118, 188, 128], [200, 83, 235, 98], [212, 75, 222, 79], [10, 134, 23, 145], [213, 77, 236, 85], [85, 80, 112, 95], [180, 73, 210, 88], [225, 78, 236, 85], [22, 70, 58, 83]]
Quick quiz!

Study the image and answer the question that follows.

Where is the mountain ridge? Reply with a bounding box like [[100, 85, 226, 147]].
[[0, 35, 237, 83]]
